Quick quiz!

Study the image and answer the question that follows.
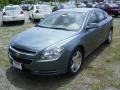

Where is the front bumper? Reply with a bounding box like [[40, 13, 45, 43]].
[[2, 15, 25, 22], [8, 46, 68, 75]]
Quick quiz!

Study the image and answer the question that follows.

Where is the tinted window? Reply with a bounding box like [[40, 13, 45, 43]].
[[95, 10, 106, 21], [87, 11, 98, 25]]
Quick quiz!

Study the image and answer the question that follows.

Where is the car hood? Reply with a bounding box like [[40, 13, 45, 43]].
[[11, 27, 77, 51]]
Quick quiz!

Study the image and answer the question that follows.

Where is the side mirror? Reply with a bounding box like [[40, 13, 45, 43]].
[[86, 23, 98, 29]]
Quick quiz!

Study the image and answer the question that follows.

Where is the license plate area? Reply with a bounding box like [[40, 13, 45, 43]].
[[12, 60, 22, 70]]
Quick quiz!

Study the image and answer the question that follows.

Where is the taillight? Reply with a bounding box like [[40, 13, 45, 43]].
[[21, 11, 24, 14], [35, 10, 39, 13], [3, 12, 6, 15]]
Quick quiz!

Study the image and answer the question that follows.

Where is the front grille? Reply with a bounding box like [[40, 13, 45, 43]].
[[11, 46, 36, 55], [10, 54, 32, 64]]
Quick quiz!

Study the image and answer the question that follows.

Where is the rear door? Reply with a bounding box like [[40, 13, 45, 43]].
[[95, 9, 110, 43]]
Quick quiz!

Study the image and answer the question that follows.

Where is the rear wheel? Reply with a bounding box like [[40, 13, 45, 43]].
[[68, 48, 83, 75], [2, 21, 6, 25], [115, 14, 118, 17], [105, 30, 113, 44]]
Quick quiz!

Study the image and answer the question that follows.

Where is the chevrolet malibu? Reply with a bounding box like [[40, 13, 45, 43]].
[[8, 8, 113, 75]]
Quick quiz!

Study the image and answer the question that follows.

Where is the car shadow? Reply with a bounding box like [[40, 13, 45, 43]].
[[6, 67, 77, 90], [6, 43, 109, 90], [81, 43, 109, 70]]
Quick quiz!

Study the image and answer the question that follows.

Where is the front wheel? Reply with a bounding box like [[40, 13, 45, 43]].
[[105, 30, 113, 44], [68, 48, 83, 75]]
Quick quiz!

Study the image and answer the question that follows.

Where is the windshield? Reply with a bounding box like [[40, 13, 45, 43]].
[[38, 11, 86, 31]]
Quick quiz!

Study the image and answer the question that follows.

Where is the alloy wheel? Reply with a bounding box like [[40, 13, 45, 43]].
[[70, 50, 82, 73]]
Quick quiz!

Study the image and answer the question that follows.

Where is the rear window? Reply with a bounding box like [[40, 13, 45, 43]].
[[95, 10, 107, 21], [5, 6, 20, 11], [36, 5, 50, 9]]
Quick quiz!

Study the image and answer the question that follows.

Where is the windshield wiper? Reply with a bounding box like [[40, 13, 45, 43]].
[[35, 24, 46, 28], [50, 27, 70, 31], [35, 25, 70, 31]]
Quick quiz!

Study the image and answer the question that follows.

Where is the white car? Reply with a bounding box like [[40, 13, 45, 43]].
[[29, 4, 52, 21], [2, 5, 25, 24]]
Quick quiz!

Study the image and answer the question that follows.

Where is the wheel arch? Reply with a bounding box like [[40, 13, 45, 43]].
[[77, 45, 85, 59], [110, 26, 113, 31]]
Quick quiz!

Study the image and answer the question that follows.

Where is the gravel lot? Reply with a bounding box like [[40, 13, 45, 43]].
[[0, 14, 120, 90]]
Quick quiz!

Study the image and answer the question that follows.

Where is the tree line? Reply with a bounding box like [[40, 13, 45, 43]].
[[0, 0, 67, 8]]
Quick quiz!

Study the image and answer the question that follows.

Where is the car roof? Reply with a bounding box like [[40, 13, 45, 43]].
[[58, 8, 97, 13]]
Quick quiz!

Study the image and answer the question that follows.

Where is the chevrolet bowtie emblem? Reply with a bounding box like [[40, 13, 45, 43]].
[[16, 52, 20, 56]]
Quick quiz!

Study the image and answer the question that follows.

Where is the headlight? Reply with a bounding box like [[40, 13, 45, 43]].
[[40, 46, 64, 60]]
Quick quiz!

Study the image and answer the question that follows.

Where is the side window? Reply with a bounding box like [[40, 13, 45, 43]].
[[103, 11, 108, 19], [87, 11, 98, 25], [95, 10, 106, 22]]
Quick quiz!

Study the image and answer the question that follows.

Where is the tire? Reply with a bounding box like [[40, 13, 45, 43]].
[[21, 20, 25, 24], [105, 30, 113, 44], [32, 15, 36, 22], [68, 48, 83, 75], [2, 21, 6, 25]]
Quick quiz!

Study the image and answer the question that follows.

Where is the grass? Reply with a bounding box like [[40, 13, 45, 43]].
[[0, 18, 120, 90]]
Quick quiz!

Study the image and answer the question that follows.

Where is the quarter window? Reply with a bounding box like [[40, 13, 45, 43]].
[[95, 10, 106, 21], [87, 11, 98, 25]]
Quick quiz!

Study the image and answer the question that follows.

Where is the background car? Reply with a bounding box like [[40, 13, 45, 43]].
[[94, 2, 120, 16], [28, 4, 52, 22], [2, 5, 25, 25], [8, 8, 113, 75], [52, 2, 77, 12], [20, 4, 31, 11]]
